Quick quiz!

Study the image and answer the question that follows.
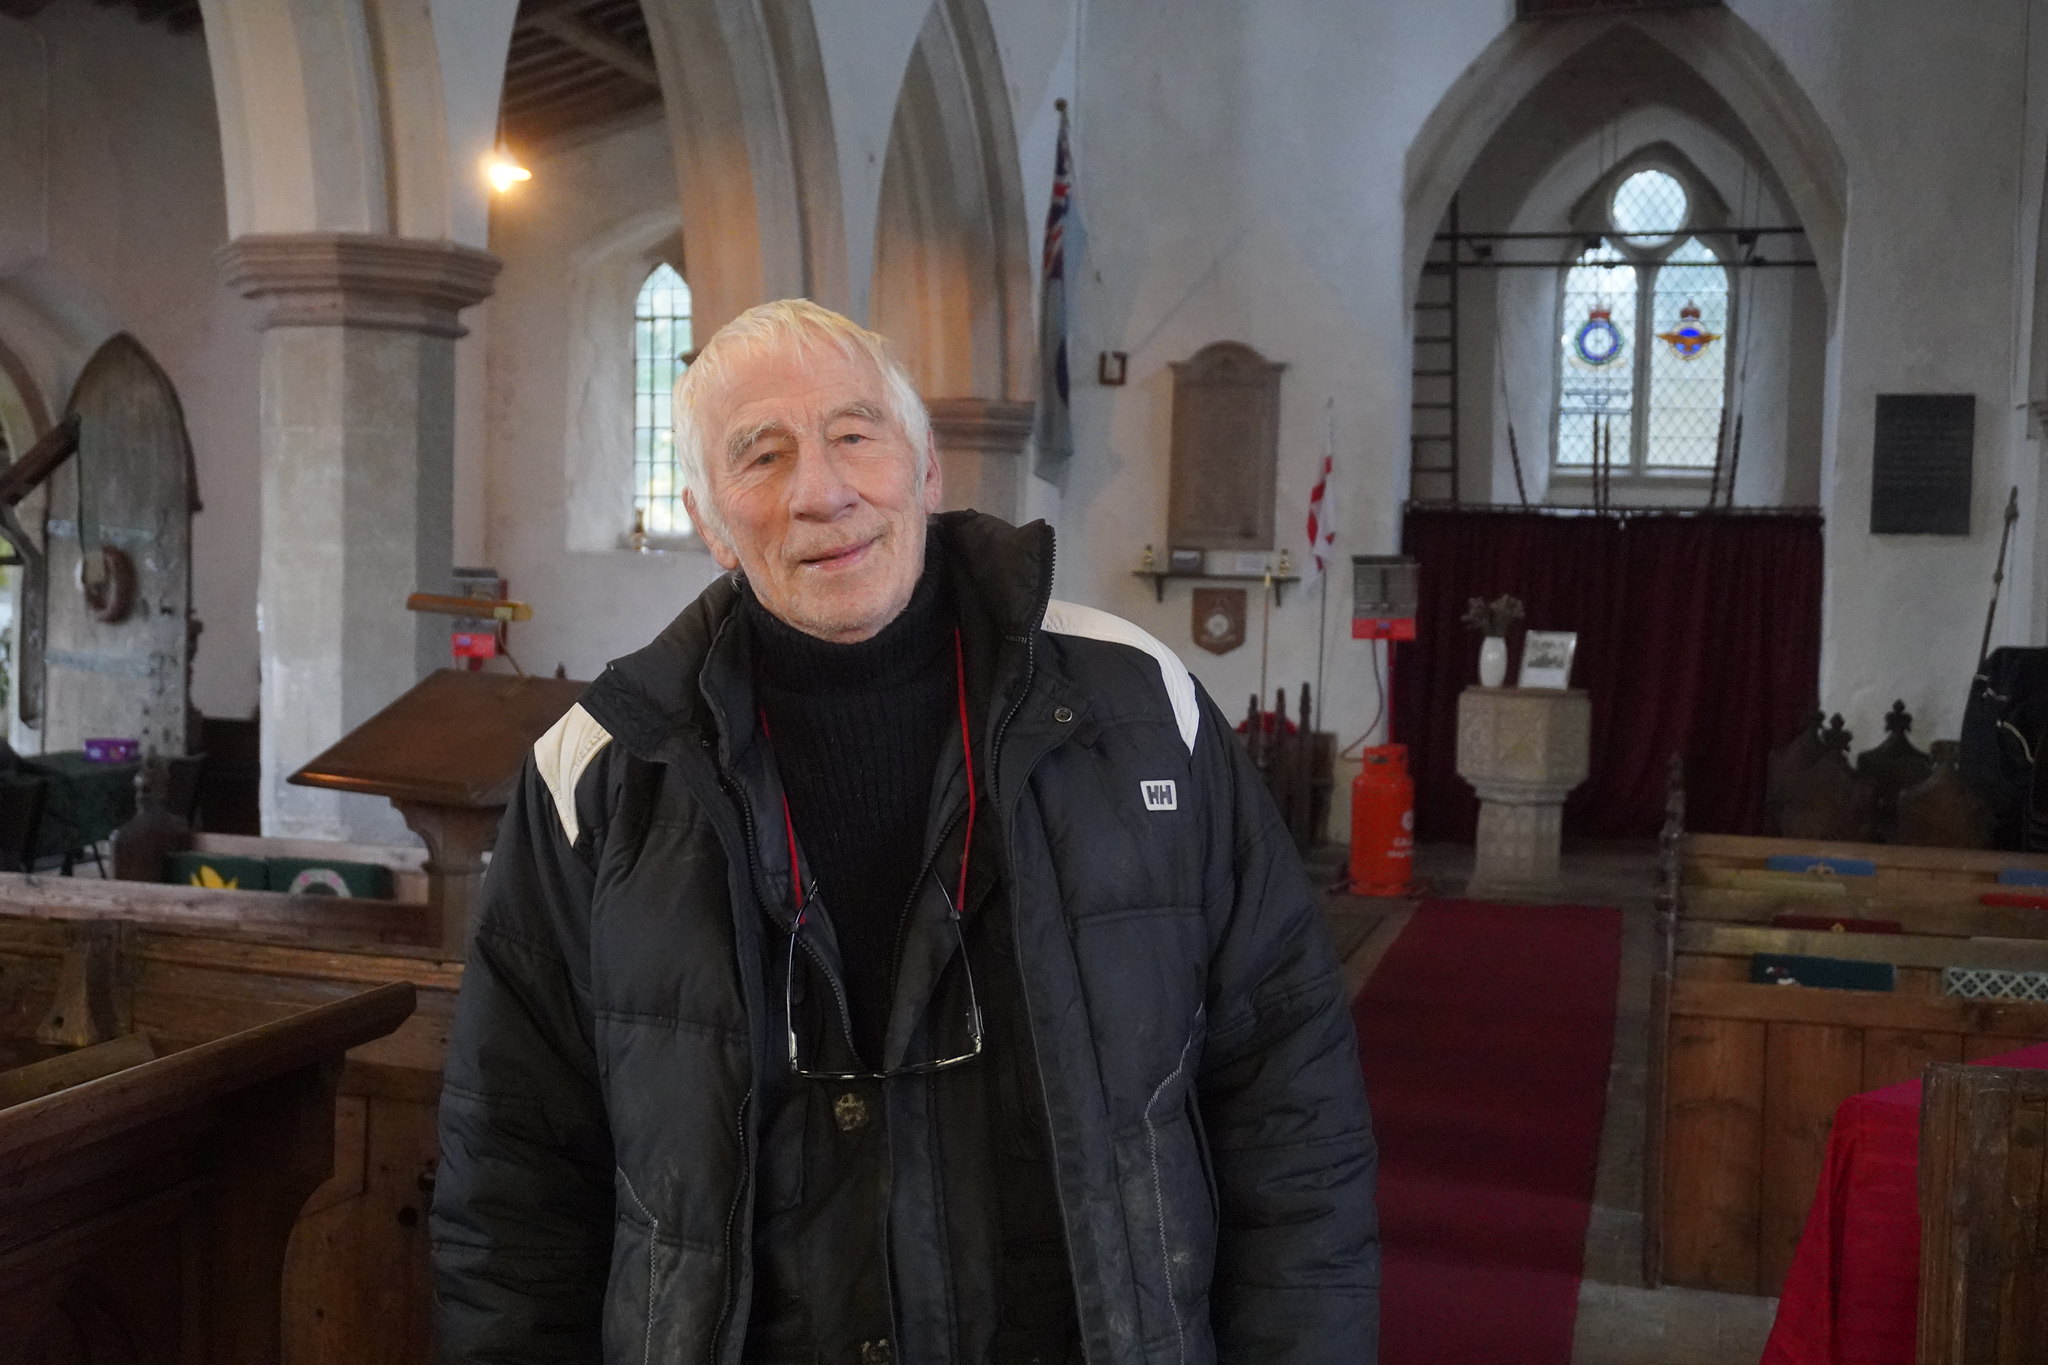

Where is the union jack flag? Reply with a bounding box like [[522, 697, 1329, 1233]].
[[1032, 102, 1075, 482]]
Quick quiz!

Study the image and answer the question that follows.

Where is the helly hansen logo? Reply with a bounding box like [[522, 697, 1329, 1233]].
[[1142, 780, 1178, 811]]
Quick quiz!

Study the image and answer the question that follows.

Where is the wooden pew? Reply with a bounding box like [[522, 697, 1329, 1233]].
[[1649, 829, 2048, 1296], [1918, 1060, 2048, 1364], [0, 978, 415, 1364], [0, 902, 461, 1364]]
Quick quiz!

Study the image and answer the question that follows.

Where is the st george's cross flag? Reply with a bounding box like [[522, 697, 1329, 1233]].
[[1304, 405, 1337, 582], [1032, 102, 1076, 483]]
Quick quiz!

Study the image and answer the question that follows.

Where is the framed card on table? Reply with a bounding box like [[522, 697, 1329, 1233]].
[[1518, 630, 1578, 689]]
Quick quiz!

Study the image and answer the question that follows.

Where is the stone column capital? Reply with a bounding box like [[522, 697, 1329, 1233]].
[[219, 233, 501, 338], [926, 397, 1036, 452]]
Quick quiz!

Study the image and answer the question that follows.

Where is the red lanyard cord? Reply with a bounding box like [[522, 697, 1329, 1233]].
[[761, 627, 974, 927], [953, 626, 976, 914]]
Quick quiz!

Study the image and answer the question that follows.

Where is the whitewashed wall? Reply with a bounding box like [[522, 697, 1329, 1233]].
[[1056, 0, 2045, 760], [480, 115, 727, 681], [477, 0, 2048, 774], [0, 1, 261, 731], [10, 0, 2043, 813]]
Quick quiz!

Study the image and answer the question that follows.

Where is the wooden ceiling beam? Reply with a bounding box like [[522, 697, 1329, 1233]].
[[506, 86, 659, 149], [528, 11, 658, 88], [502, 60, 626, 117]]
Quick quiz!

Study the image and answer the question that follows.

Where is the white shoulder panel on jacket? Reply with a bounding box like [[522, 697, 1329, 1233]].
[[532, 702, 614, 845], [1041, 599, 1200, 752]]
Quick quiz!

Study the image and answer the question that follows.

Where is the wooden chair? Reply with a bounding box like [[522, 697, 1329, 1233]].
[[0, 776, 47, 875]]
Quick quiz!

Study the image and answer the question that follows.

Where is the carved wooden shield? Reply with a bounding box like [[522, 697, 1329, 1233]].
[[1192, 587, 1246, 655], [36, 334, 198, 755]]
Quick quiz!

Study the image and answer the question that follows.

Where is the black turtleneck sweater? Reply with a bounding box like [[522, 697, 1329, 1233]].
[[744, 542, 953, 1065]]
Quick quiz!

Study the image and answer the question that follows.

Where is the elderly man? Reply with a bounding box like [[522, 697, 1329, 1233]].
[[431, 300, 1377, 1364]]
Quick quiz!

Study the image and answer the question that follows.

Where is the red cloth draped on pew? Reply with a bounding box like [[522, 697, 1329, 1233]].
[[1394, 507, 1823, 841], [1759, 1039, 2048, 1365]]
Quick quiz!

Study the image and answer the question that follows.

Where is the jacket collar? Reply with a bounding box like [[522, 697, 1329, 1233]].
[[577, 510, 1057, 765]]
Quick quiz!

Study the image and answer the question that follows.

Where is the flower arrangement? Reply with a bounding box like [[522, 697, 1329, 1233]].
[[1461, 593, 1524, 638]]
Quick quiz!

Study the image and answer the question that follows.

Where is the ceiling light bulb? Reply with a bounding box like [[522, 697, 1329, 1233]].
[[485, 152, 532, 193]]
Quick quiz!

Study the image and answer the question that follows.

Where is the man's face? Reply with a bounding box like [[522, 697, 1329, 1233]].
[[688, 340, 941, 643]]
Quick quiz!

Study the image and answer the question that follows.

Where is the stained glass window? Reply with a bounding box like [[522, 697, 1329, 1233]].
[[1610, 168, 1687, 247], [1552, 166, 1731, 481], [633, 263, 692, 537], [1646, 237, 1729, 468], [1557, 241, 1636, 468]]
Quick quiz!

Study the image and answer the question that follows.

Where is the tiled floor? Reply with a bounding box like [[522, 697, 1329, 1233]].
[[1322, 841, 1778, 1365]]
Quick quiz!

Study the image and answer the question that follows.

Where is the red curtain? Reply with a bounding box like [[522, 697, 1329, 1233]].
[[1393, 507, 1823, 841]]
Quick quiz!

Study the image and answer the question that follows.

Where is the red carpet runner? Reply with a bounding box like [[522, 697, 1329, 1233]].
[[1353, 899, 1624, 1365]]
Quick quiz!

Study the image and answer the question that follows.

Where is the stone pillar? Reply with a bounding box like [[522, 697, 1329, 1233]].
[[220, 234, 499, 840], [1455, 686, 1592, 901], [927, 398, 1034, 523]]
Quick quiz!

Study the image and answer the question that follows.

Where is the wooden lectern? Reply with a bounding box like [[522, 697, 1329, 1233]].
[[289, 670, 585, 953]]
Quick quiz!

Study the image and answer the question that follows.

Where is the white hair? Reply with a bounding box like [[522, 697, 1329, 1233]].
[[673, 298, 932, 543]]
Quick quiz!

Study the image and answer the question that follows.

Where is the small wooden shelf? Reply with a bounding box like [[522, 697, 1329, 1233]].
[[1133, 570, 1301, 605]]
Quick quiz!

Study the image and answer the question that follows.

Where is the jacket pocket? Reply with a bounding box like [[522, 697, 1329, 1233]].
[[605, 1169, 663, 1365], [1113, 1014, 1218, 1363], [606, 1168, 732, 1364]]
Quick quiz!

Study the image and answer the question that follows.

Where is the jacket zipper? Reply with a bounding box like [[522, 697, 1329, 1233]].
[[707, 761, 772, 1365], [708, 1084, 751, 1365], [988, 529, 1054, 812], [987, 531, 1118, 1357], [883, 805, 966, 1026], [797, 929, 861, 1057]]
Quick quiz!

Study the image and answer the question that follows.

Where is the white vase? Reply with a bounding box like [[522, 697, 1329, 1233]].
[[1478, 635, 1509, 688]]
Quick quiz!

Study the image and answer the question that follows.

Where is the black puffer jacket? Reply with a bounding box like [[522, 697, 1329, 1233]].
[[431, 511, 1378, 1364]]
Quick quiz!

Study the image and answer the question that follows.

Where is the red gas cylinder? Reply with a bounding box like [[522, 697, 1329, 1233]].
[[1349, 744, 1415, 897]]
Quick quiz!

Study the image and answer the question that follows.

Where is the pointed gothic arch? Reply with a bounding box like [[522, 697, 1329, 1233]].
[[870, 0, 1033, 402], [868, 0, 1034, 518], [1403, 10, 1846, 312], [639, 0, 845, 331]]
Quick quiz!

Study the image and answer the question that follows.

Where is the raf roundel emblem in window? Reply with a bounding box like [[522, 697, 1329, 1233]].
[[1655, 301, 1721, 360], [1573, 307, 1624, 367], [1141, 780, 1178, 811]]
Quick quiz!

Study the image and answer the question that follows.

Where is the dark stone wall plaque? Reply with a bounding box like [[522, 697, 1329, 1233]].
[[1166, 341, 1283, 551], [1871, 393, 1973, 536]]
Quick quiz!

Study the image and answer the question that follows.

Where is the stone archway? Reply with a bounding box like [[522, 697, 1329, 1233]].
[[639, 0, 846, 330], [202, 0, 515, 837], [870, 0, 1033, 517], [1403, 9, 1846, 313]]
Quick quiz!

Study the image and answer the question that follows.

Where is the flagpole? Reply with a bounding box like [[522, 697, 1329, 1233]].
[[1315, 567, 1330, 721], [1258, 568, 1273, 721], [1311, 397, 1335, 725]]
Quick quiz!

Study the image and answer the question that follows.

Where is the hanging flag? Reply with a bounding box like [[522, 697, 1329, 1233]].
[[1032, 100, 1075, 483], [1303, 402, 1337, 582]]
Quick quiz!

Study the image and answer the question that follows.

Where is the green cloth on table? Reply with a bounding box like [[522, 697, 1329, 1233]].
[[21, 752, 138, 861]]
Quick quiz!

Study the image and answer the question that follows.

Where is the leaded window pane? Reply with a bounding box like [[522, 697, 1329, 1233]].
[[1611, 169, 1688, 249], [632, 263, 693, 537], [1556, 240, 1636, 469], [1645, 237, 1729, 469]]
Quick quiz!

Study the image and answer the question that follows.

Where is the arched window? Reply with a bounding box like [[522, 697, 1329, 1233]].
[[633, 263, 693, 536], [1554, 168, 1730, 477]]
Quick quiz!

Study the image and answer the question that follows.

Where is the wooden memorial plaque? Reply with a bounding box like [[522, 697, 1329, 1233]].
[[1871, 393, 1974, 535], [1166, 342, 1284, 551], [291, 669, 586, 951]]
